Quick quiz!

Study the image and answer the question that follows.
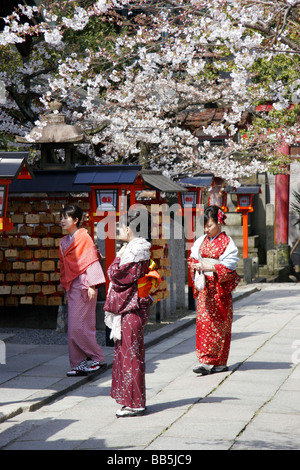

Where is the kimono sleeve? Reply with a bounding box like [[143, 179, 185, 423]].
[[214, 263, 236, 283], [214, 263, 241, 293], [85, 261, 106, 287], [107, 257, 148, 286], [187, 257, 201, 299]]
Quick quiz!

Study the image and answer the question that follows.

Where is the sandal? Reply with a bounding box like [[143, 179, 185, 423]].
[[67, 368, 88, 377], [67, 359, 89, 377], [87, 361, 107, 372], [192, 363, 213, 375], [67, 359, 107, 377], [193, 364, 228, 375], [116, 406, 146, 417]]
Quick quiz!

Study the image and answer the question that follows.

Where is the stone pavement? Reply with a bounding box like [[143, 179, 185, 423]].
[[0, 283, 300, 450]]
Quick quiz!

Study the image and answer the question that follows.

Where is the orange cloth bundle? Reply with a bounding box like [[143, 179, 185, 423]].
[[138, 260, 161, 298]]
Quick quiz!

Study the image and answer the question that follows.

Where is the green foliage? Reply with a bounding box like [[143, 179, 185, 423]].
[[265, 154, 293, 175], [252, 105, 300, 131], [62, 14, 119, 55], [252, 54, 300, 86]]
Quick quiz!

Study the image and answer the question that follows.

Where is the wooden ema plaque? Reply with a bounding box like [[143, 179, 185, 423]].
[[0, 197, 90, 307], [147, 206, 171, 303]]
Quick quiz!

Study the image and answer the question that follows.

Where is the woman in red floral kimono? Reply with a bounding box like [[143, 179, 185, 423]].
[[104, 209, 154, 417], [188, 205, 241, 375]]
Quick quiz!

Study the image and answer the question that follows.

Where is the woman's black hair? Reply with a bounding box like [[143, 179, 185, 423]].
[[204, 205, 220, 226], [60, 204, 83, 227], [121, 208, 152, 241]]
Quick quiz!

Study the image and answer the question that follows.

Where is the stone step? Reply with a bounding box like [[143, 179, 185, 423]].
[[225, 226, 247, 237], [224, 212, 242, 225], [258, 265, 290, 279], [232, 235, 259, 248]]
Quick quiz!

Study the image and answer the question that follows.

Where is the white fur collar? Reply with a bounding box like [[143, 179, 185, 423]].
[[119, 237, 151, 265], [190, 233, 239, 271]]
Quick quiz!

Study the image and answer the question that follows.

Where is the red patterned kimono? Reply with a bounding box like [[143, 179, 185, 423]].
[[104, 238, 152, 409], [188, 232, 241, 367]]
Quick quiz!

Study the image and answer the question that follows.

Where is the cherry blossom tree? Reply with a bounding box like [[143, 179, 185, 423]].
[[0, 0, 300, 186]]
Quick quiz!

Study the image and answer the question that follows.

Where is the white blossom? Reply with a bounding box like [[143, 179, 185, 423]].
[[0, 0, 297, 184], [44, 28, 63, 45]]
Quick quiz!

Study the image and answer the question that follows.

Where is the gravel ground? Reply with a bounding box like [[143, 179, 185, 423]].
[[1, 328, 106, 346], [0, 309, 190, 346]]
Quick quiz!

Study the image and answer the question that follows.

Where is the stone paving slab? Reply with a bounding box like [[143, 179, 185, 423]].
[[0, 285, 256, 424], [1, 283, 300, 451]]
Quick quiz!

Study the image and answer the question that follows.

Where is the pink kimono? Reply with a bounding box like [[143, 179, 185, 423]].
[[60, 229, 105, 368]]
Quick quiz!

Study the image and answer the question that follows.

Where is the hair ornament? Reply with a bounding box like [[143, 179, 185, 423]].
[[218, 209, 227, 225]]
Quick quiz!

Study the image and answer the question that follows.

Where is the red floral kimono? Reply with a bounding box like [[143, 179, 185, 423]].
[[188, 232, 241, 367]]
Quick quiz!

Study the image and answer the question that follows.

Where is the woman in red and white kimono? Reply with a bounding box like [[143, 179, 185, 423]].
[[59, 205, 106, 377], [104, 209, 155, 418], [188, 205, 241, 376]]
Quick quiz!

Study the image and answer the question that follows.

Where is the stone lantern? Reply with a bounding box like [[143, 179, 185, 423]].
[[16, 100, 88, 169]]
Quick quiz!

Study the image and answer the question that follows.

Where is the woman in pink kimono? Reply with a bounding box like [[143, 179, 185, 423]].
[[59, 204, 106, 377], [104, 209, 153, 417]]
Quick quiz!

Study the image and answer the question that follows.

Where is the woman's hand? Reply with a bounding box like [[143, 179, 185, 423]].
[[194, 261, 215, 273], [87, 286, 97, 301], [117, 243, 127, 258]]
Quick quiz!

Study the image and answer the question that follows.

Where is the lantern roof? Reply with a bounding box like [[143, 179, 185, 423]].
[[141, 170, 187, 193], [74, 165, 141, 185], [0, 152, 33, 179], [74, 165, 187, 192], [9, 169, 89, 193], [178, 173, 214, 188], [16, 101, 87, 145], [229, 185, 261, 194]]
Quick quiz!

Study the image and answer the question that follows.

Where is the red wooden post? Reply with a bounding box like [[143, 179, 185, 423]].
[[242, 211, 249, 258], [275, 142, 290, 245], [0, 180, 13, 232]]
